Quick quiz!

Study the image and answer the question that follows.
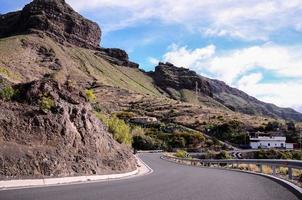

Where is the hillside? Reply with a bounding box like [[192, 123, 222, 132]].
[[150, 62, 302, 122], [0, 0, 139, 179]]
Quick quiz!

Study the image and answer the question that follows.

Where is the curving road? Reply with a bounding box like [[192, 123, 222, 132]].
[[0, 153, 301, 200]]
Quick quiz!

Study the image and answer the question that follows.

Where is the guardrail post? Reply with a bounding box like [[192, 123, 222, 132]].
[[259, 164, 263, 173], [272, 166, 276, 176], [288, 167, 293, 180]]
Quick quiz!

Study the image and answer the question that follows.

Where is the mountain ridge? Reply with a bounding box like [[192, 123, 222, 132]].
[[150, 62, 302, 121]]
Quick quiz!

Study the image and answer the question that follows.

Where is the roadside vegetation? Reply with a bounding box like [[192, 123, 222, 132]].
[[206, 120, 249, 146], [175, 150, 188, 158], [254, 149, 302, 160], [95, 112, 132, 146]]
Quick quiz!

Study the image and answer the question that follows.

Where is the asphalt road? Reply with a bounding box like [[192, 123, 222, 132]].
[[0, 153, 301, 200]]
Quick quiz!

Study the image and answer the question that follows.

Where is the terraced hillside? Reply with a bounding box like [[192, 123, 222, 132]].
[[0, 34, 161, 96]]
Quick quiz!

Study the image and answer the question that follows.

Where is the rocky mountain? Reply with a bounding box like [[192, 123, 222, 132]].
[[150, 62, 302, 122], [0, 0, 140, 179], [0, 0, 101, 49]]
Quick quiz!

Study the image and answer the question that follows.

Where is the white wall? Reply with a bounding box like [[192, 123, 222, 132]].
[[250, 141, 286, 149]]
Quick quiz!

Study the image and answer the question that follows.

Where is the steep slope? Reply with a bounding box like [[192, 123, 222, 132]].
[[0, 34, 161, 96], [0, 0, 140, 179], [150, 62, 302, 122], [0, 78, 136, 179], [0, 0, 161, 96]]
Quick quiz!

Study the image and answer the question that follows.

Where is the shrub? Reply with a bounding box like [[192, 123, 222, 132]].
[[0, 86, 17, 101], [40, 96, 55, 112], [175, 150, 188, 158], [85, 89, 96, 103], [132, 126, 145, 136], [132, 135, 163, 150], [95, 113, 132, 146], [158, 131, 205, 149], [216, 151, 231, 159], [107, 115, 132, 145], [115, 111, 136, 120]]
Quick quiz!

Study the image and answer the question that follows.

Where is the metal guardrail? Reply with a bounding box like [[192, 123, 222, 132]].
[[163, 155, 302, 180]]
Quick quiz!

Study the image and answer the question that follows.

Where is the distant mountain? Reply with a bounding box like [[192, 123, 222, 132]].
[[150, 62, 302, 122]]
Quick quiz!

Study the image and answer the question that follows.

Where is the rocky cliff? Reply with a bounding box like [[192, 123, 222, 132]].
[[151, 62, 302, 122], [0, 0, 101, 49], [0, 78, 136, 179]]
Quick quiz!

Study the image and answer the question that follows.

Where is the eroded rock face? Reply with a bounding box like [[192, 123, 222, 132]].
[[0, 0, 101, 49], [0, 78, 136, 179], [151, 62, 213, 97]]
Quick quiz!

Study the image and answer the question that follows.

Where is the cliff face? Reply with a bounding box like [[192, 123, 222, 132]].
[[151, 62, 212, 97], [151, 62, 302, 122], [0, 0, 101, 49], [0, 0, 139, 180], [0, 79, 136, 179]]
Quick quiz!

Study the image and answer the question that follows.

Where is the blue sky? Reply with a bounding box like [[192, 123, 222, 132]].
[[1, 0, 302, 112]]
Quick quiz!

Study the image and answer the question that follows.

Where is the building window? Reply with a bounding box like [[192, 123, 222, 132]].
[[268, 143, 270, 146]]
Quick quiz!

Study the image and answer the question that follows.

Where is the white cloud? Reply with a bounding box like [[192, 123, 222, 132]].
[[163, 44, 215, 68], [66, 0, 302, 39], [161, 43, 302, 110], [237, 73, 263, 86], [148, 57, 160, 65]]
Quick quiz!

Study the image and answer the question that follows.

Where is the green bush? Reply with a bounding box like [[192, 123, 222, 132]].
[[107, 115, 132, 145], [40, 96, 55, 111], [216, 151, 231, 159], [207, 121, 247, 145], [159, 131, 205, 149], [115, 111, 136, 120], [85, 89, 96, 103], [175, 150, 188, 158], [132, 135, 163, 150], [0, 86, 18, 101], [95, 112, 132, 146], [253, 149, 300, 160]]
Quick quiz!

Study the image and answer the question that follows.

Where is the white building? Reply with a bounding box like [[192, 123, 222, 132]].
[[249, 136, 286, 149]]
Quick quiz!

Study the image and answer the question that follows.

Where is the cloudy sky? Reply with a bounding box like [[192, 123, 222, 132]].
[[1, 0, 302, 112]]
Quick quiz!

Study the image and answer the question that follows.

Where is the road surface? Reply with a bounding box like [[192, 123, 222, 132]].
[[0, 153, 300, 200]]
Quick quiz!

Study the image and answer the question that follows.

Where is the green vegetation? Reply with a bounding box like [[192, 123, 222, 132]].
[[0, 67, 20, 80], [95, 112, 132, 146], [115, 111, 136, 120], [0, 86, 18, 101], [132, 135, 164, 150], [254, 149, 302, 160], [40, 96, 55, 111], [216, 150, 231, 159], [158, 131, 205, 149], [85, 89, 96, 103], [207, 120, 248, 145], [175, 150, 188, 158]]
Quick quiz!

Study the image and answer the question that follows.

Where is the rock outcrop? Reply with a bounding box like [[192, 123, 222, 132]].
[[0, 78, 136, 179], [95, 48, 139, 68], [0, 0, 101, 49], [151, 62, 212, 97]]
